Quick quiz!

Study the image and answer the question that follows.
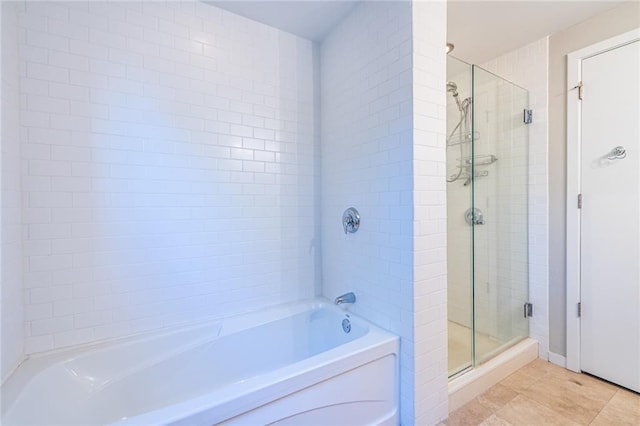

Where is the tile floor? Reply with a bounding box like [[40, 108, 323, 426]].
[[445, 359, 640, 425]]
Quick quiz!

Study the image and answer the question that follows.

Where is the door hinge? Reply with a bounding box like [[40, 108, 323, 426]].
[[523, 109, 533, 124], [578, 302, 582, 317], [573, 81, 584, 100], [524, 302, 533, 318], [578, 193, 583, 209]]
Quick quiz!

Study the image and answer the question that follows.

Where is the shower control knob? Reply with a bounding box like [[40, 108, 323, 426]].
[[465, 208, 485, 226], [342, 208, 360, 234]]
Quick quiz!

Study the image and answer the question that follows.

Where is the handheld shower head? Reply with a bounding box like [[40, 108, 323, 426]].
[[446, 81, 459, 97], [447, 80, 463, 111]]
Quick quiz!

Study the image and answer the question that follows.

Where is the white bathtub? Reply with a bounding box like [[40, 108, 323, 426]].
[[1, 300, 399, 425]]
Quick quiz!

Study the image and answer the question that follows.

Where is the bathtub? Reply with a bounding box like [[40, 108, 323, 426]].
[[1, 300, 399, 425]]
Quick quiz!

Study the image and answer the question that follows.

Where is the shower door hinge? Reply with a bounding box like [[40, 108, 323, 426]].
[[578, 302, 582, 317], [578, 193, 583, 209], [524, 302, 533, 318], [523, 109, 533, 124]]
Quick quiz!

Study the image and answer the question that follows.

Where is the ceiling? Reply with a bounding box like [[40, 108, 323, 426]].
[[448, 1, 628, 64], [208, 1, 628, 63], [207, 1, 358, 41]]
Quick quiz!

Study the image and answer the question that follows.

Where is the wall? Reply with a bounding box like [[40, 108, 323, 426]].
[[412, 1, 448, 423], [320, 1, 448, 423], [548, 2, 639, 357], [320, 3, 415, 421], [482, 36, 550, 359], [18, 1, 318, 354], [1, 1, 24, 382], [7, 0, 452, 419]]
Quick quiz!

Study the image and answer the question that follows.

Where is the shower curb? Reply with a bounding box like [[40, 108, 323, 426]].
[[447, 338, 538, 413]]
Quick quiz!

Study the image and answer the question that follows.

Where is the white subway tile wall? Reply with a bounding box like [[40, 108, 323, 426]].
[[482, 37, 550, 360], [320, 3, 415, 423], [6, 0, 454, 415], [412, 2, 448, 423], [1, 1, 25, 382], [18, 1, 318, 354], [320, 2, 448, 423]]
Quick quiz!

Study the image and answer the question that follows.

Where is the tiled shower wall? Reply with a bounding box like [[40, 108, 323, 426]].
[[412, 1, 448, 423], [320, 2, 415, 420], [321, 2, 448, 423], [1, 1, 24, 382], [18, 1, 318, 354]]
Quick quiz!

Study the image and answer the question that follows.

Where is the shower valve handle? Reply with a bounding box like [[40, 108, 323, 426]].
[[342, 208, 360, 234]]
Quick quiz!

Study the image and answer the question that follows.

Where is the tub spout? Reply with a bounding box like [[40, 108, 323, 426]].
[[334, 292, 356, 305]]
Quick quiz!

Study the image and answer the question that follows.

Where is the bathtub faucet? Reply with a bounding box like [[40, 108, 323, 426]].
[[334, 292, 356, 305]]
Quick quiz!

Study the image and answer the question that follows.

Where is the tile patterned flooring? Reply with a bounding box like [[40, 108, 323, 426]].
[[445, 359, 640, 425]]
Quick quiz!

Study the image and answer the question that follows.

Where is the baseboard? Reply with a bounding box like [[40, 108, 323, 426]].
[[547, 351, 566, 368], [448, 338, 538, 413]]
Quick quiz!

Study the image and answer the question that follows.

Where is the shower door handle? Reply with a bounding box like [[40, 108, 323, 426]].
[[607, 146, 627, 160]]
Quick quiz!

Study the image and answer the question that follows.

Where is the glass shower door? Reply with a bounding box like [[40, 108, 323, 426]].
[[446, 57, 473, 377], [446, 58, 530, 378], [471, 65, 529, 365]]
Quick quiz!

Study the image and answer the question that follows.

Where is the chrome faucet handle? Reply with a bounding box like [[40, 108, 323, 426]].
[[342, 208, 360, 234]]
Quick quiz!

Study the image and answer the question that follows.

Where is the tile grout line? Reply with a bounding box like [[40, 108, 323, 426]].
[[587, 388, 619, 425]]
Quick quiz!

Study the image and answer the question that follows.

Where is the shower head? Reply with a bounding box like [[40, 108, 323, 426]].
[[447, 80, 463, 111], [446, 81, 459, 97]]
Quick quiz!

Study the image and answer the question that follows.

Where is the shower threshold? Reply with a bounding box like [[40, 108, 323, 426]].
[[448, 338, 538, 413]]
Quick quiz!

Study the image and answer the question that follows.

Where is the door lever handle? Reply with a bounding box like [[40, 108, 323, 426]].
[[607, 146, 627, 160]]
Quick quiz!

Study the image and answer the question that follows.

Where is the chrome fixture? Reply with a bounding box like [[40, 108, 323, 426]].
[[342, 318, 351, 333], [462, 170, 489, 187], [342, 207, 360, 235], [463, 154, 498, 167], [446, 79, 473, 184], [465, 207, 485, 226], [335, 292, 356, 305], [446, 81, 496, 186], [447, 80, 463, 112], [446, 80, 458, 96], [607, 146, 627, 160], [446, 43, 454, 54], [447, 130, 480, 147]]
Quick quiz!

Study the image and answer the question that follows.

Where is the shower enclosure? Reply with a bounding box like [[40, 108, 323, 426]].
[[446, 56, 529, 377]]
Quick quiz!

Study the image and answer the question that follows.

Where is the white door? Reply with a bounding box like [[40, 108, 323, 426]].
[[580, 39, 640, 392]]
